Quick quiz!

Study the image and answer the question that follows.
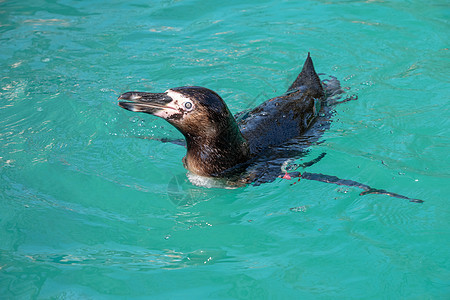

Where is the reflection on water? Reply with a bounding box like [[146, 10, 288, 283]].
[[19, 246, 231, 270]]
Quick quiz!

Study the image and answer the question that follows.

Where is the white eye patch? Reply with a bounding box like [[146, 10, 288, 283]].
[[166, 89, 196, 112], [151, 89, 195, 119], [166, 89, 195, 108]]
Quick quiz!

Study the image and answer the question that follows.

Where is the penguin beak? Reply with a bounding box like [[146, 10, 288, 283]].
[[118, 92, 173, 114]]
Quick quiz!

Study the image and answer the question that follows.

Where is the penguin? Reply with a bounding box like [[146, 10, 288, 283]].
[[118, 53, 423, 203]]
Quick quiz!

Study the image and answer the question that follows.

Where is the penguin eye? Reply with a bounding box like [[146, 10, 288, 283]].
[[184, 101, 193, 110]]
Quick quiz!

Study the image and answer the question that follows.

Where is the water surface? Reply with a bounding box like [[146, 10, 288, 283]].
[[1, 0, 449, 298]]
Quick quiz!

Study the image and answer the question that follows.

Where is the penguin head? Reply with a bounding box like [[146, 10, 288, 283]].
[[118, 86, 236, 139]]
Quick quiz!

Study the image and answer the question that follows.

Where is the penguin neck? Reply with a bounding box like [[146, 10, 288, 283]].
[[183, 120, 250, 177]]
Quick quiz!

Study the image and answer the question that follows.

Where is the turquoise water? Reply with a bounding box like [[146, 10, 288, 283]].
[[1, 0, 449, 298]]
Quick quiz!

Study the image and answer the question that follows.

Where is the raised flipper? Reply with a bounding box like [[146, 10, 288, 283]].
[[287, 52, 324, 98], [286, 171, 423, 203]]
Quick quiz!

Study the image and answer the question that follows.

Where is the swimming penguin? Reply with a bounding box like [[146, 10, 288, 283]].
[[118, 53, 423, 203]]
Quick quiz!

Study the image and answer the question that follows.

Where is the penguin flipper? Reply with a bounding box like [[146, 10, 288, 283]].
[[290, 172, 424, 203], [287, 53, 324, 98]]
